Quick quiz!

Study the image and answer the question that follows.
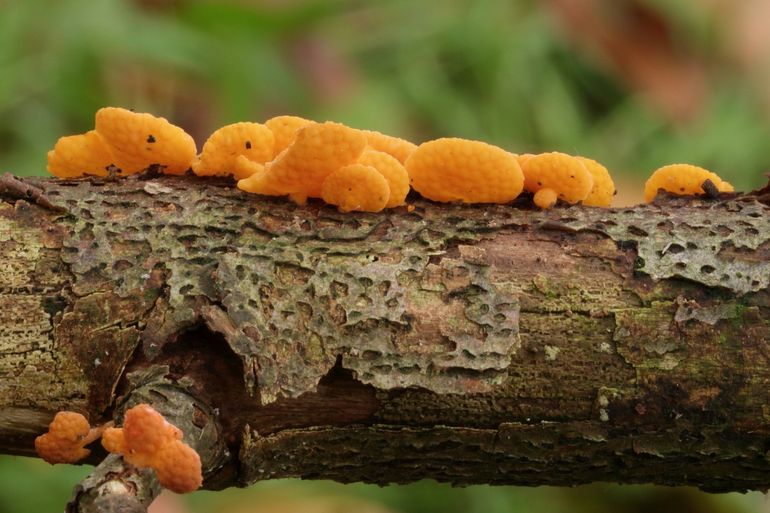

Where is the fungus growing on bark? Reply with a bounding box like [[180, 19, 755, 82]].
[[533, 188, 559, 210], [644, 163, 734, 202], [578, 156, 616, 207], [43, 107, 628, 212], [94, 107, 197, 176], [321, 163, 390, 212], [192, 122, 274, 179], [362, 129, 418, 164], [232, 155, 266, 184], [101, 404, 202, 494], [357, 148, 410, 208], [519, 152, 594, 209], [405, 138, 524, 203], [237, 121, 368, 205], [264, 115, 315, 157], [46, 130, 114, 178], [35, 411, 104, 464]]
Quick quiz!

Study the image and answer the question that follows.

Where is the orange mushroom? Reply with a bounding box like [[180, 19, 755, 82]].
[[35, 411, 104, 464], [405, 138, 524, 204], [264, 115, 315, 158], [101, 404, 202, 494], [577, 156, 616, 207], [94, 107, 197, 175], [237, 121, 368, 204], [192, 122, 274, 179], [357, 149, 410, 208], [520, 152, 594, 209], [644, 164, 734, 202], [362, 129, 417, 164], [321, 163, 390, 213], [46, 130, 114, 178]]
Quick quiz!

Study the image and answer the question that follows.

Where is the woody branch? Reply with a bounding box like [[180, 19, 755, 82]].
[[1, 175, 769, 512]]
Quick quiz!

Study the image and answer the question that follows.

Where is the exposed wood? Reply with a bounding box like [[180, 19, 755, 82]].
[[1, 175, 769, 507]]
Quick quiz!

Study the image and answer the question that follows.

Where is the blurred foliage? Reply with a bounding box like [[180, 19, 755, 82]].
[[1, 0, 770, 197], [0, 456, 91, 513], [0, 455, 766, 513], [2, 0, 770, 511]]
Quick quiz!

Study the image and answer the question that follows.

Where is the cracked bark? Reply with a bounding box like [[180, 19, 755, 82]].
[[1, 175, 770, 511]]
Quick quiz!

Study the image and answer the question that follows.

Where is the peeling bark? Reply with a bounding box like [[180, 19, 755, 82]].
[[1, 175, 770, 505]]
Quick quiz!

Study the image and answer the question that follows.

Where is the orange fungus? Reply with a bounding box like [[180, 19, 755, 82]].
[[237, 121, 367, 203], [101, 404, 202, 494], [264, 115, 314, 157], [35, 411, 102, 464], [94, 107, 196, 176], [577, 157, 615, 207], [520, 152, 594, 208], [405, 138, 524, 204], [46, 130, 114, 178], [644, 164, 734, 202], [321, 163, 390, 213], [357, 149, 410, 208], [192, 122, 274, 179], [362, 129, 417, 164]]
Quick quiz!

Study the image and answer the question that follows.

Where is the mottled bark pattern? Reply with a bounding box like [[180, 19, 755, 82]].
[[0, 175, 769, 492]]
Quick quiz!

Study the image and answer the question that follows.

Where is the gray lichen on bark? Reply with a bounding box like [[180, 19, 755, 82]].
[[48, 177, 525, 403]]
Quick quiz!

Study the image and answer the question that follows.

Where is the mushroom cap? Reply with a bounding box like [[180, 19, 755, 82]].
[[244, 121, 368, 199], [533, 188, 559, 209], [35, 411, 92, 464], [101, 426, 127, 454], [101, 404, 202, 494], [644, 163, 734, 202], [94, 107, 196, 175], [357, 149, 410, 208], [578, 156, 616, 207], [321, 164, 390, 213], [232, 155, 266, 181], [153, 440, 203, 494], [521, 152, 594, 204], [405, 138, 524, 204], [192, 122, 274, 178], [122, 404, 182, 456], [362, 129, 417, 164], [516, 153, 535, 168], [47, 130, 114, 178], [237, 156, 288, 195], [264, 115, 314, 158]]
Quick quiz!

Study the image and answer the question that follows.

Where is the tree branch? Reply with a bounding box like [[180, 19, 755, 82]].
[[1, 175, 769, 510]]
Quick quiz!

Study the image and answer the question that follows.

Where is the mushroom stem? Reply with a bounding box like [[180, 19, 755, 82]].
[[82, 421, 112, 447]]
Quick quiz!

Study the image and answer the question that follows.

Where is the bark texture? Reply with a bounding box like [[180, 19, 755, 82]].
[[1, 175, 770, 499]]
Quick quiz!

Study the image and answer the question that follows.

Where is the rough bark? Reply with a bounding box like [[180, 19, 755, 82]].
[[1, 174, 770, 507]]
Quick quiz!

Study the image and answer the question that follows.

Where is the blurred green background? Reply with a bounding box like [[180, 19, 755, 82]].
[[3, 0, 770, 511], [3, 0, 770, 202], [0, 455, 767, 513]]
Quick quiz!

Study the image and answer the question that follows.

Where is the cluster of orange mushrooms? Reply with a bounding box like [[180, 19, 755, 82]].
[[47, 107, 734, 211], [35, 405, 201, 494]]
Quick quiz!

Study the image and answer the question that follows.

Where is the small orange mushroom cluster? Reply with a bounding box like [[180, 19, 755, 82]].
[[405, 138, 524, 204], [236, 121, 412, 212], [46, 106, 739, 209], [34, 405, 202, 494], [517, 152, 616, 209], [34, 411, 104, 464], [191, 122, 275, 180], [47, 107, 197, 178], [644, 163, 734, 202], [101, 404, 202, 494]]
